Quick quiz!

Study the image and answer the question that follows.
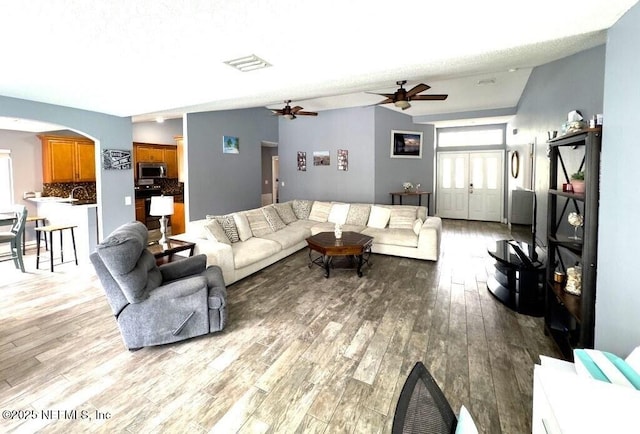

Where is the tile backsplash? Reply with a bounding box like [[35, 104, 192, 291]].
[[43, 182, 97, 201]]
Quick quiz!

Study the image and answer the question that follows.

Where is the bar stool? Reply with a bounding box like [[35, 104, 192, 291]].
[[23, 216, 48, 252], [35, 224, 78, 272]]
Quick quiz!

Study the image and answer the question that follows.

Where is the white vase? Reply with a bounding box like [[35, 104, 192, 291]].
[[334, 224, 342, 239]]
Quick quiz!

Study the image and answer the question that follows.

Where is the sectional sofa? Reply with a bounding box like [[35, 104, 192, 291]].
[[172, 199, 442, 285]]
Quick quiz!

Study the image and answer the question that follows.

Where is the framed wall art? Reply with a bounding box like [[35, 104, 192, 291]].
[[223, 135, 239, 154], [390, 130, 422, 159], [313, 151, 330, 166], [101, 149, 132, 170], [297, 151, 307, 171], [337, 149, 348, 171]]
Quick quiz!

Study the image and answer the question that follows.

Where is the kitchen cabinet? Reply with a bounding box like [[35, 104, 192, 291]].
[[175, 136, 185, 182], [135, 199, 145, 224], [40, 135, 96, 183], [133, 142, 178, 179], [171, 201, 185, 235]]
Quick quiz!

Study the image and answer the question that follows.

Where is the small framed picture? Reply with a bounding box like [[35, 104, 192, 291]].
[[297, 151, 307, 171], [223, 135, 239, 154], [337, 149, 348, 171], [391, 130, 422, 159], [313, 151, 330, 166]]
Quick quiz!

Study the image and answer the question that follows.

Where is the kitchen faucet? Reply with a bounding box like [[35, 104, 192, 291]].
[[69, 186, 88, 199]]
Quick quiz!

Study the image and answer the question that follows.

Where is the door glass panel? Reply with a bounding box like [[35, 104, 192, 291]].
[[442, 158, 451, 189], [472, 158, 483, 188], [455, 157, 465, 189], [487, 157, 498, 189]]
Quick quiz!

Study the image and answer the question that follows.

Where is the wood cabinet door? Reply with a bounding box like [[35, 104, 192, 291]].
[[171, 202, 185, 234], [75, 141, 96, 181], [164, 147, 178, 178], [135, 199, 146, 223], [136, 145, 163, 162], [47, 139, 76, 182]]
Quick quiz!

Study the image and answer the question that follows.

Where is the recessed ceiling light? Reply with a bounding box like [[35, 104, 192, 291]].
[[508, 68, 518, 73], [155, 116, 164, 123], [224, 54, 272, 72]]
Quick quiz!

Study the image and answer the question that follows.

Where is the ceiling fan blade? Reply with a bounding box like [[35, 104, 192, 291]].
[[296, 111, 318, 116], [410, 94, 448, 101], [271, 109, 285, 115], [406, 83, 430, 98], [375, 98, 394, 105], [291, 106, 304, 113], [367, 92, 396, 98]]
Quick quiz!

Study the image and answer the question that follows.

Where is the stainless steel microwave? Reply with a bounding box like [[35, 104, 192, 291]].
[[138, 162, 167, 179]]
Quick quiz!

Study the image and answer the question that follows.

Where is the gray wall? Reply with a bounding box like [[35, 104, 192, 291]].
[[0, 95, 133, 238], [374, 107, 435, 208], [278, 106, 376, 203], [510, 45, 606, 245], [185, 108, 278, 218], [596, 3, 640, 356], [133, 118, 183, 144]]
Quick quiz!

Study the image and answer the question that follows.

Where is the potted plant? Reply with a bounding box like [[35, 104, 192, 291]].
[[570, 171, 585, 194]]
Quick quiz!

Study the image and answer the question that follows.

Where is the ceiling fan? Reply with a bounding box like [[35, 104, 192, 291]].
[[271, 100, 318, 120], [372, 80, 448, 110]]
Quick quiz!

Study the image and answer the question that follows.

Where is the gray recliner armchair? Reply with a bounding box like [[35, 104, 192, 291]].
[[90, 221, 227, 350]]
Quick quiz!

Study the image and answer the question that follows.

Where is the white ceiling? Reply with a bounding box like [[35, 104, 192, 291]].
[[1, 0, 637, 127]]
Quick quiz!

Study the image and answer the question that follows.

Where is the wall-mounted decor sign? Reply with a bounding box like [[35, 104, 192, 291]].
[[102, 149, 132, 170], [390, 130, 423, 159], [297, 151, 307, 171], [223, 135, 239, 154], [313, 151, 330, 166], [337, 149, 348, 171]]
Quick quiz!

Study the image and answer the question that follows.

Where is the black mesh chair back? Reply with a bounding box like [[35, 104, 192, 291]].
[[392, 361, 457, 434]]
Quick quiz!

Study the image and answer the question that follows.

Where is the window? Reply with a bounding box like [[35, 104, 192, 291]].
[[438, 126, 505, 147], [0, 150, 14, 210]]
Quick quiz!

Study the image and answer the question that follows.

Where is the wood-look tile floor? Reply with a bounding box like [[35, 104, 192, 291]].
[[0, 220, 561, 433]]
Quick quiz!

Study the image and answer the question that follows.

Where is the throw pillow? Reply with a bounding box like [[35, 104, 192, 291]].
[[246, 209, 274, 237], [367, 205, 391, 229], [455, 405, 479, 434], [308, 201, 332, 222], [291, 199, 313, 219], [274, 202, 297, 224], [203, 219, 231, 245], [328, 203, 350, 225], [346, 204, 371, 226], [574, 349, 640, 389], [413, 218, 423, 236], [389, 207, 417, 229], [233, 212, 253, 241], [262, 206, 286, 231], [206, 214, 240, 243]]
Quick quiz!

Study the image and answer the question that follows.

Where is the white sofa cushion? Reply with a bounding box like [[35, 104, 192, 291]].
[[328, 203, 350, 225], [262, 206, 286, 231], [260, 225, 310, 249], [389, 207, 417, 229], [308, 201, 332, 222], [362, 227, 418, 247], [233, 212, 253, 241], [246, 209, 273, 237], [203, 219, 231, 245], [274, 202, 297, 224], [346, 204, 371, 225], [310, 222, 366, 235], [367, 205, 391, 229], [413, 218, 423, 236], [232, 237, 281, 269]]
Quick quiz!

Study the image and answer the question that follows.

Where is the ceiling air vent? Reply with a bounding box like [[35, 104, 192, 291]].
[[224, 54, 272, 72]]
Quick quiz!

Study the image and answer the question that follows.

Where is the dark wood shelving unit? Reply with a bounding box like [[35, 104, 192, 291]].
[[545, 128, 601, 360]]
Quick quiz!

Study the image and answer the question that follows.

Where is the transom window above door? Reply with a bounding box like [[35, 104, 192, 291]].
[[438, 126, 505, 147]]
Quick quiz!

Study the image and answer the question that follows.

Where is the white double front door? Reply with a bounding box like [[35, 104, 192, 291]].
[[436, 151, 504, 222]]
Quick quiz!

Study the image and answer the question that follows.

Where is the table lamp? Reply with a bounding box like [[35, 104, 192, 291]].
[[150, 195, 174, 244]]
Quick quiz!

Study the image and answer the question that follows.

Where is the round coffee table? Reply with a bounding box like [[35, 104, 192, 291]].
[[306, 231, 373, 278]]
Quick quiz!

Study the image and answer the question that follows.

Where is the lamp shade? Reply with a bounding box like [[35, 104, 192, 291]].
[[150, 195, 174, 216]]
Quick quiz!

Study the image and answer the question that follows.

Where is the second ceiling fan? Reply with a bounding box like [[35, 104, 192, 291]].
[[372, 80, 448, 110]]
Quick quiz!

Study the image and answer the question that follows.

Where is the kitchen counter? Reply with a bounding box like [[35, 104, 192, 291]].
[[28, 198, 98, 266]]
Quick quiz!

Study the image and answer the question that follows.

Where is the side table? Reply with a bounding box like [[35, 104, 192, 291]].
[[148, 238, 195, 265]]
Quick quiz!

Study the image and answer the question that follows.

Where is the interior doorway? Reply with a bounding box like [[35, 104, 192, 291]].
[[436, 150, 504, 221]]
